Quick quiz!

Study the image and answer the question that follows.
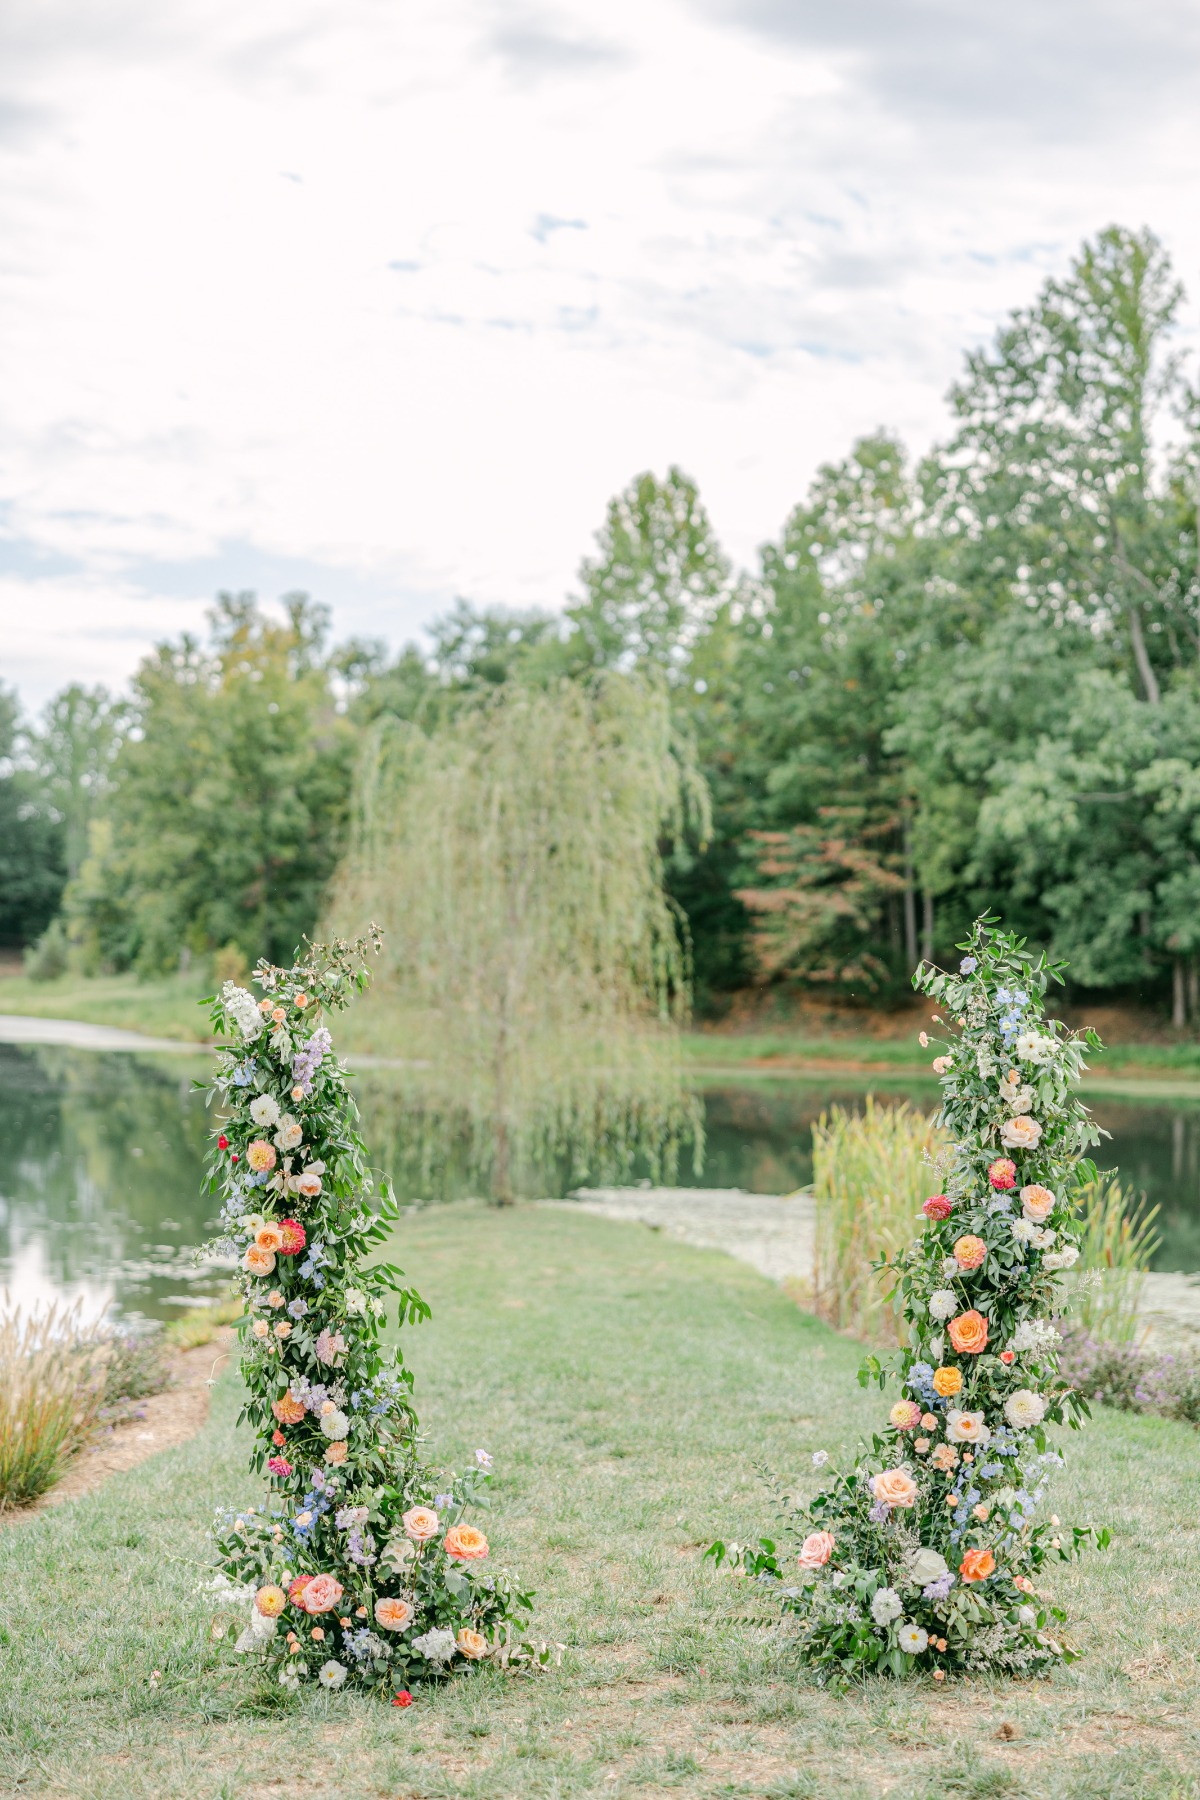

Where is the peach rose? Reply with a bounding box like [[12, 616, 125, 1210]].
[[402, 1506, 440, 1543], [988, 1158, 1017, 1190], [947, 1310, 989, 1355], [889, 1400, 923, 1431], [271, 1391, 306, 1426], [301, 1574, 344, 1614], [255, 1222, 284, 1252], [1000, 1115, 1042, 1151], [324, 1441, 348, 1465], [255, 1584, 286, 1617], [959, 1548, 996, 1583], [456, 1627, 488, 1660], [797, 1530, 835, 1569], [932, 1366, 963, 1398], [443, 1523, 489, 1561], [1020, 1183, 1055, 1224], [374, 1597, 415, 1631], [953, 1234, 987, 1270], [870, 1469, 918, 1509], [243, 1244, 276, 1276], [246, 1139, 277, 1172]]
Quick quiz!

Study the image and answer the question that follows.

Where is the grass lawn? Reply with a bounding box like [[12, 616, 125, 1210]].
[[0, 970, 213, 1043], [3, 1206, 1198, 1800]]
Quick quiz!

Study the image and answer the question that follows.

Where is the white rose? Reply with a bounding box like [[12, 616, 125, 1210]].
[[293, 1170, 322, 1198], [929, 1290, 959, 1322], [1030, 1227, 1056, 1250], [1000, 1114, 1042, 1150], [946, 1409, 991, 1445], [344, 1288, 367, 1316], [999, 1072, 1035, 1112], [319, 1408, 350, 1441], [904, 1547, 948, 1586], [1043, 1245, 1080, 1271], [1004, 1389, 1047, 1429], [273, 1115, 303, 1152]]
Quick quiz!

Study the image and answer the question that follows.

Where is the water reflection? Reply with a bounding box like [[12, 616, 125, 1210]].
[[1, 1048, 1197, 1320], [0, 1043, 228, 1321]]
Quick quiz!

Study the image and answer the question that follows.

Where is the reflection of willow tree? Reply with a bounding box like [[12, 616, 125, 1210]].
[[0, 1046, 217, 1313], [330, 677, 705, 1201]]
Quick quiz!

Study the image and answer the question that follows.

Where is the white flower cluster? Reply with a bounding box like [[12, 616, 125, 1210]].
[[1011, 1318, 1061, 1356], [222, 982, 263, 1041]]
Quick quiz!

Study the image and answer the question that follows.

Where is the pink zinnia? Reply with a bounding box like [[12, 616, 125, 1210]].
[[267, 1456, 293, 1477], [923, 1194, 952, 1221], [278, 1218, 306, 1255]]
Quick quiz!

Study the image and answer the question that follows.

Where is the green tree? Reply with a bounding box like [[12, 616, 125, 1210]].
[[567, 467, 732, 678], [29, 684, 129, 880], [67, 594, 355, 975], [0, 685, 65, 947]]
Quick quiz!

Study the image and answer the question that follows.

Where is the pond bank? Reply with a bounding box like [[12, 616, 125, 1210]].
[[554, 1186, 1200, 1343]]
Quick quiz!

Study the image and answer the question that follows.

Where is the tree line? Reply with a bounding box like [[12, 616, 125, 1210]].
[[4, 225, 1200, 1021]]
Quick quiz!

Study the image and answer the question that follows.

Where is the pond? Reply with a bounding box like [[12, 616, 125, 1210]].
[[1, 1043, 1198, 1322]]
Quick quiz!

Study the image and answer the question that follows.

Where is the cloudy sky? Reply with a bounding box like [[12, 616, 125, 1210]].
[[2, 0, 1199, 709]]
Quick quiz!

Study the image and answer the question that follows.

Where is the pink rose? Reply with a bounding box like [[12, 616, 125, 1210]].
[[301, 1574, 344, 1614], [797, 1531, 835, 1569]]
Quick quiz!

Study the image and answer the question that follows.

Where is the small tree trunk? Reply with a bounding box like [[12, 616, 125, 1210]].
[[1173, 957, 1187, 1028], [921, 892, 934, 964], [1127, 602, 1162, 705], [1189, 959, 1199, 1023], [902, 824, 918, 967]]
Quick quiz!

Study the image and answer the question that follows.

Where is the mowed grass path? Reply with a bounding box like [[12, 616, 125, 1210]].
[[3, 1205, 1199, 1800]]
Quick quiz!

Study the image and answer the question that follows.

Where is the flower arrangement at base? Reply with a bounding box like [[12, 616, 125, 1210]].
[[709, 919, 1112, 1683], [204, 930, 552, 1695]]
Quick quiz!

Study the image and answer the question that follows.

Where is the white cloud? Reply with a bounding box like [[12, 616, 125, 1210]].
[[0, 0, 1198, 707]]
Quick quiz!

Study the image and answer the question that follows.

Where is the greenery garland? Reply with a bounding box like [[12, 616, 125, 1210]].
[[711, 920, 1112, 1682], [204, 930, 547, 1697]]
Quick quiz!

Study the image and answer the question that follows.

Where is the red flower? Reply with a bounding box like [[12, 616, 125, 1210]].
[[392, 1689, 414, 1708], [231, 1153, 239, 1163], [267, 1456, 293, 1477], [217, 1134, 229, 1150], [922, 1194, 952, 1221], [999, 1349, 1015, 1365], [271, 1429, 286, 1447], [287, 1575, 313, 1605], [278, 1218, 307, 1255]]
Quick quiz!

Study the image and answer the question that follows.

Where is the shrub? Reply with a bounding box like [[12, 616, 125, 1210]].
[[23, 917, 70, 982], [164, 1296, 243, 1350], [101, 1328, 171, 1406], [0, 1302, 106, 1509]]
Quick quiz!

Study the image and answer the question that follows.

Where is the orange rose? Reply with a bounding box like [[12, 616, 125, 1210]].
[[959, 1548, 996, 1583], [243, 1244, 276, 1276], [797, 1530, 835, 1569], [953, 1234, 987, 1270], [272, 1391, 306, 1426], [443, 1523, 489, 1561], [255, 1222, 284, 1253], [870, 1468, 918, 1509], [456, 1627, 488, 1660], [947, 1310, 989, 1355], [932, 1366, 962, 1397]]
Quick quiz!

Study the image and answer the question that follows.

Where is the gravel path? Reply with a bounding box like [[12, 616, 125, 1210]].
[[553, 1186, 1200, 1341], [0, 1013, 200, 1053]]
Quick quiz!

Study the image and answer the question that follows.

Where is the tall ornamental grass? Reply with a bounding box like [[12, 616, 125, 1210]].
[[0, 1301, 107, 1509], [1065, 1174, 1160, 1345], [811, 1098, 948, 1345]]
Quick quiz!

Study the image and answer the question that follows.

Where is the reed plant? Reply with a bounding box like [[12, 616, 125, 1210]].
[[810, 1096, 948, 1345], [0, 1300, 106, 1510], [1065, 1173, 1160, 1345]]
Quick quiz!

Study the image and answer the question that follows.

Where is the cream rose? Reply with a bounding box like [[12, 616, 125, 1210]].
[[1001, 1114, 1042, 1151], [945, 1408, 991, 1445], [1020, 1183, 1055, 1223], [871, 1468, 918, 1509]]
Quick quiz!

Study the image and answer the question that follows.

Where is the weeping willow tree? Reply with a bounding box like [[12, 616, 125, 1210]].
[[327, 676, 706, 1201]]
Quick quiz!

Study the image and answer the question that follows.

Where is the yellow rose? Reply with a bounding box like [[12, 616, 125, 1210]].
[[932, 1366, 963, 1397]]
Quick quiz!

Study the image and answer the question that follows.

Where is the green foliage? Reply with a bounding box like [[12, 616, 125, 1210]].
[[1065, 1174, 1160, 1344], [0, 684, 66, 949], [64, 594, 356, 976], [329, 676, 704, 1200]]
